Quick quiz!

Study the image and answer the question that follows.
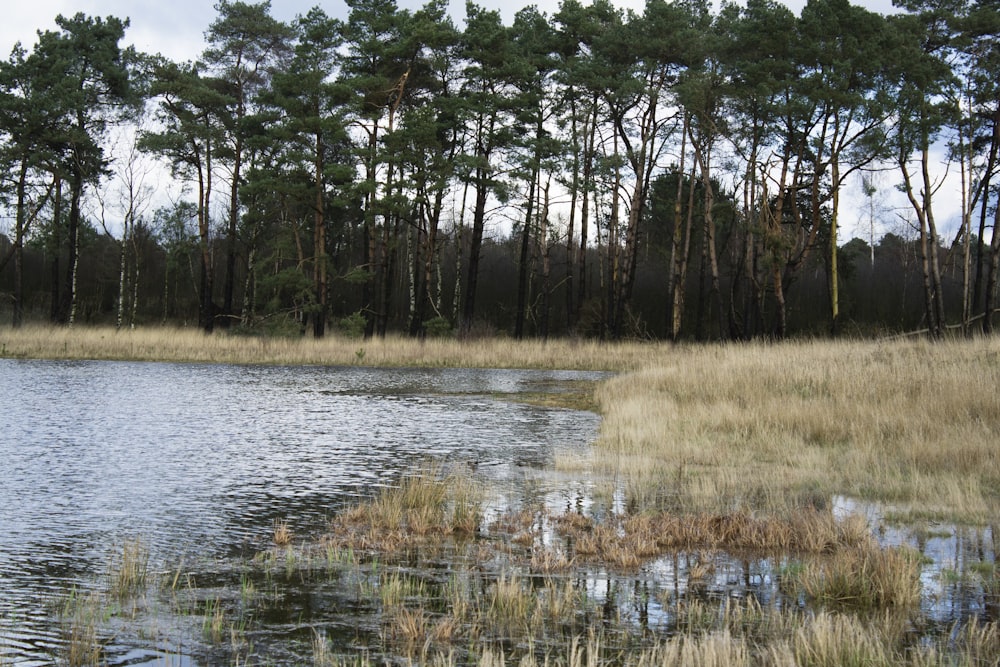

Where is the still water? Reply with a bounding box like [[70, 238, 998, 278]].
[[0, 359, 605, 665]]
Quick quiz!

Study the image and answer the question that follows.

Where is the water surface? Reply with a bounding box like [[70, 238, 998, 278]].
[[0, 359, 605, 665]]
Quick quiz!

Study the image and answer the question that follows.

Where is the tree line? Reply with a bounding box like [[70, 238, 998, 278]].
[[1, 0, 998, 340]]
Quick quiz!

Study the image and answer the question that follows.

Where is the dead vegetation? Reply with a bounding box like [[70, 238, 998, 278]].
[[594, 337, 1000, 524]]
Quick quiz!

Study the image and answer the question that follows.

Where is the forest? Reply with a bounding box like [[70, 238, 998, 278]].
[[0, 0, 998, 340]]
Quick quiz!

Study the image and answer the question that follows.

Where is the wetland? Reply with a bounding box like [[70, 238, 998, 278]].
[[0, 331, 998, 665]]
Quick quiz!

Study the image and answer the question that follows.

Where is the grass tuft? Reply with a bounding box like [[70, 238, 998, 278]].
[[273, 519, 293, 546], [793, 544, 922, 610], [107, 538, 149, 600]]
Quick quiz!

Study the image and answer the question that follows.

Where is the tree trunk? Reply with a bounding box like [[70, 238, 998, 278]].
[[313, 130, 327, 338], [667, 116, 690, 341], [12, 160, 29, 327], [58, 167, 84, 326], [830, 157, 841, 335], [902, 158, 940, 338], [117, 214, 129, 330], [565, 94, 579, 331], [978, 111, 1000, 332], [576, 98, 598, 327], [692, 134, 724, 340], [410, 184, 444, 337], [515, 167, 538, 339], [222, 132, 243, 328], [198, 142, 215, 333], [984, 197, 1000, 334], [539, 180, 552, 340], [923, 148, 946, 335], [49, 177, 62, 323], [461, 172, 488, 335]]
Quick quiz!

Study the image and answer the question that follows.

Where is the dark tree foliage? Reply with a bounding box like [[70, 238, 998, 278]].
[[1, 0, 996, 340]]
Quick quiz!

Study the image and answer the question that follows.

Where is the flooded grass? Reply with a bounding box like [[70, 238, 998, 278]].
[[58, 589, 105, 667], [21, 485, 999, 665], [108, 538, 150, 600]]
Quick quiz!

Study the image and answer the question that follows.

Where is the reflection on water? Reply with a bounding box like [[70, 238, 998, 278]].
[[0, 359, 605, 665], [833, 495, 998, 625]]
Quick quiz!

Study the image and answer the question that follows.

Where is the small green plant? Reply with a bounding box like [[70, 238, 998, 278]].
[[202, 597, 226, 643], [338, 311, 366, 338], [240, 572, 256, 605]]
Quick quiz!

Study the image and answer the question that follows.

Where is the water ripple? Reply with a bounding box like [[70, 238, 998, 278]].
[[0, 359, 604, 665]]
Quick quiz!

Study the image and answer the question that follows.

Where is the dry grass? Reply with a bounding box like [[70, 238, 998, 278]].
[[594, 338, 1000, 523], [547, 508, 875, 569], [107, 538, 149, 600], [0, 323, 651, 371], [327, 467, 483, 550], [788, 543, 923, 610], [272, 519, 293, 546], [59, 590, 104, 667]]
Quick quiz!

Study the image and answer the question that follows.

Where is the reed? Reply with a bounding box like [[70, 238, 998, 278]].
[[59, 589, 105, 667], [380, 571, 427, 608], [778, 611, 894, 667], [107, 538, 149, 600], [484, 572, 538, 637], [312, 628, 337, 667]]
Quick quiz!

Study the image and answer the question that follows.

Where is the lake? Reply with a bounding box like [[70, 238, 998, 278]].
[[0, 359, 606, 665]]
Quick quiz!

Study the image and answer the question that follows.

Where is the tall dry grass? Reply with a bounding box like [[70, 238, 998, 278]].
[[594, 338, 1000, 524], [0, 323, 652, 371], [107, 538, 149, 600]]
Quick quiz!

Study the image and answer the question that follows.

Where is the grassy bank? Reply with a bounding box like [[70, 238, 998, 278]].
[[592, 337, 1000, 524], [0, 323, 649, 371]]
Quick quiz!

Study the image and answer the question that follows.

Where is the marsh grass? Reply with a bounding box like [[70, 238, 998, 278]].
[[790, 544, 923, 610], [312, 472, 996, 664], [329, 467, 483, 549], [0, 323, 646, 371], [59, 589, 105, 667], [272, 519, 293, 546], [548, 508, 875, 568], [107, 538, 149, 600], [595, 338, 1000, 524]]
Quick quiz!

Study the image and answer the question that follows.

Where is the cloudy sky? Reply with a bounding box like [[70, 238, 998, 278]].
[[3, 0, 901, 65]]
